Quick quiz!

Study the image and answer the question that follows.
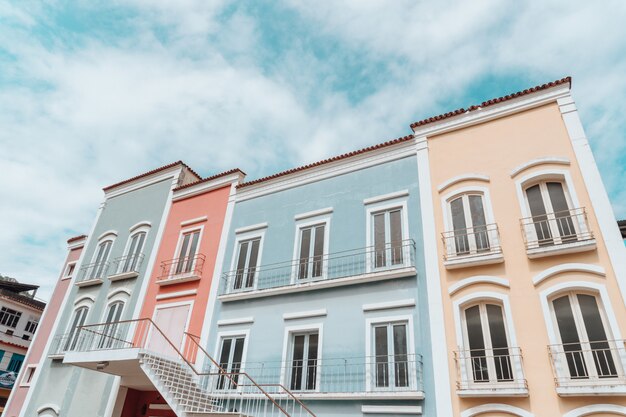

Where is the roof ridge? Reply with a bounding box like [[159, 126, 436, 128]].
[[173, 168, 246, 192], [102, 160, 201, 192]]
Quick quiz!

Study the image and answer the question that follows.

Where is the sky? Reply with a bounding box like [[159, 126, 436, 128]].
[[1, 1, 625, 301]]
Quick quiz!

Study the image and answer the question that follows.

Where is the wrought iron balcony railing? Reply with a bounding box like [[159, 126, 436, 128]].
[[49, 333, 77, 357], [442, 224, 501, 261], [548, 340, 626, 388], [454, 347, 527, 393], [111, 253, 145, 276], [520, 207, 594, 250], [157, 254, 206, 284], [220, 239, 416, 296], [76, 261, 109, 284]]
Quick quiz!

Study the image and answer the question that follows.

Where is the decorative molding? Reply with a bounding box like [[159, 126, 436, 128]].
[[363, 189, 409, 205], [510, 157, 570, 178], [180, 216, 208, 227], [155, 289, 197, 301], [283, 309, 327, 320], [294, 207, 333, 221], [563, 404, 626, 417], [533, 263, 605, 286], [437, 174, 490, 192], [362, 405, 422, 414], [173, 172, 243, 201], [217, 317, 255, 326], [235, 222, 268, 234], [448, 276, 510, 295], [461, 403, 534, 417], [36, 404, 61, 416], [362, 299, 415, 312], [74, 295, 95, 305], [97, 230, 118, 241], [107, 288, 132, 300], [129, 221, 151, 232], [104, 166, 183, 199]]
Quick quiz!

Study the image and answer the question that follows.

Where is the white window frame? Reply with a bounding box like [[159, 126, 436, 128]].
[[88, 234, 116, 279], [280, 323, 323, 392], [365, 314, 416, 392], [169, 225, 205, 277], [20, 363, 37, 387], [64, 298, 93, 351], [228, 228, 266, 292], [291, 213, 331, 283], [118, 225, 150, 274], [149, 299, 195, 352], [213, 328, 251, 391], [365, 197, 410, 273], [62, 261, 77, 280]]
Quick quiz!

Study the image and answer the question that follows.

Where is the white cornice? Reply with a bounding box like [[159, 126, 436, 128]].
[[510, 157, 570, 178], [235, 222, 268, 234], [236, 138, 417, 202], [172, 172, 244, 201], [437, 174, 490, 193], [180, 216, 208, 227], [104, 166, 183, 199], [412, 84, 571, 138], [363, 190, 409, 205], [294, 207, 334, 221], [217, 317, 255, 326], [67, 239, 86, 250], [283, 309, 328, 320]]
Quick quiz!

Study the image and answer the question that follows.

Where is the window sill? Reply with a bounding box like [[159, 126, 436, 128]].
[[219, 266, 417, 302], [556, 383, 626, 396], [217, 390, 424, 401], [444, 252, 504, 270], [156, 273, 201, 286], [108, 271, 139, 282], [457, 386, 528, 398], [48, 353, 65, 361], [526, 239, 596, 259], [75, 278, 104, 287]]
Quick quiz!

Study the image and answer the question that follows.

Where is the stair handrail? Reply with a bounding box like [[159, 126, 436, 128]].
[[185, 332, 317, 417]]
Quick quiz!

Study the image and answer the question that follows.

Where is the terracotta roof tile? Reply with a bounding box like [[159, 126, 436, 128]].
[[173, 168, 246, 192], [410, 76, 572, 129], [237, 135, 414, 189], [102, 161, 202, 192], [67, 234, 87, 244]]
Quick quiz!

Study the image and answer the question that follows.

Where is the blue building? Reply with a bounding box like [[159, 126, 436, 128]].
[[204, 136, 444, 416]]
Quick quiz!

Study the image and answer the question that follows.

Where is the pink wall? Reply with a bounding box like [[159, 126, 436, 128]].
[[3, 241, 84, 417]]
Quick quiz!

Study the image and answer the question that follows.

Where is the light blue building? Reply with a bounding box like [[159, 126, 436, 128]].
[[205, 136, 441, 416]]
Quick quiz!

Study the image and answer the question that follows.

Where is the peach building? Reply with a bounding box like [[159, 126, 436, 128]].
[[414, 77, 626, 416]]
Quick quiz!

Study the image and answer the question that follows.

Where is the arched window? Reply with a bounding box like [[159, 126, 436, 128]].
[[524, 180, 578, 246], [99, 301, 124, 349], [448, 193, 490, 256], [89, 239, 113, 279], [65, 306, 89, 351], [120, 231, 146, 273]]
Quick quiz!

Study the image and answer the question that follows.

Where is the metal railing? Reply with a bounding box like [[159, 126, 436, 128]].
[[442, 224, 501, 260], [520, 207, 593, 249], [157, 254, 205, 283], [226, 354, 423, 394], [111, 253, 144, 276], [76, 261, 109, 283], [49, 333, 75, 356], [221, 240, 416, 295], [454, 347, 526, 391], [69, 319, 315, 417], [548, 340, 626, 387]]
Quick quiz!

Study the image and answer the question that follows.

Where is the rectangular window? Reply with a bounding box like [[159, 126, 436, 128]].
[[64, 263, 76, 279], [8, 353, 25, 373], [297, 224, 325, 280], [373, 321, 409, 389], [372, 208, 404, 269], [20, 365, 36, 386], [289, 331, 319, 391], [216, 336, 246, 390], [25, 320, 38, 334], [0, 307, 22, 328], [175, 230, 201, 274], [233, 238, 261, 290]]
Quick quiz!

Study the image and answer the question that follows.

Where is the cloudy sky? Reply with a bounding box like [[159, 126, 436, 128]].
[[1, 1, 625, 301]]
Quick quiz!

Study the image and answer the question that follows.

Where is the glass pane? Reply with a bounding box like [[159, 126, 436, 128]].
[[306, 333, 318, 390], [393, 324, 409, 387], [217, 339, 232, 389], [234, 241, 249, 289], [290, 335, 305, 390], [231, 338, 245, 386], [298, 228, 311, 279], [176, 234, 191, 274], [374, 213, 386, 268], [526, 185, 553, 246], [184, 232, 200, 273], [312, 225, 325, 278], [469, 195, 490, 252], [547, 182, 577, 242], [553, 296, 588, 379], [465, 305, 488, 382], [245, 239, 260, 288], [131, 232, 146, 271], [486, 304, 512, 381], [374, 326, 389, 387], [390, 210, 403, 265], [123, 235, 138, 272], [451, 197, 470, 255], [577, 294, 617, 378]]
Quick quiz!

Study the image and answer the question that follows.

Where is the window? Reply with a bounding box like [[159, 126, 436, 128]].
[[25, 319, 38, 334], [233, 238, 261, 290], [216, 336, 245, 390], [449, 194, 490, 255], [373, 322, 409, 389], [121, 231, 146, 273], [0, 307, 22, 328], [289, 331, 319, 391], [64, 263, 76, 279], [372, 208, 404, 269], [20, 365, 36, 386], [297, 224, 325, 280], [64, 307, 89, 351], [99, 301, 124, 349], [462, 303, 512, 384], [175, 230, 200, 275], [525, 181, 577, 245], [8, 353, 25, 373], [551, 292, 619, 380], [90, 240, 113, 279]]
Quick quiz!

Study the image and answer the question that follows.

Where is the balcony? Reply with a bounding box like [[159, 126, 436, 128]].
[[548, 340, 626, 396], [75, 262, 109, 287], [442, 224, 503, 269], [454, 347, 528, 397], [48, 333, 74, 359], [520, 208, 596, 259], [218, 354, 424, 400], [108, 254, 144, 281], [156, 254, 205, 286], [219, 240, 416, 301]]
